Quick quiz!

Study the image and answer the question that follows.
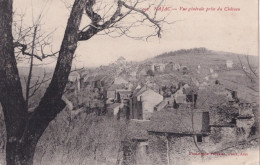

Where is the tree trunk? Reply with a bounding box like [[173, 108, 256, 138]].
[[5, 140, 37, 165], [0, 0, 88, 164]]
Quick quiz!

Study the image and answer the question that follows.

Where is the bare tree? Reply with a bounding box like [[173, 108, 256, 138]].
[[238, 55, 259, 95], [0, 0, 167, 164], [12, 11, 58, 110]]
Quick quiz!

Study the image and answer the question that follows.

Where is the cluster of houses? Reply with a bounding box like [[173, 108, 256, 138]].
[[136, 59, 234, 78], [137, 62, 185, 76], [65, 58, 255, 165], [121, 88, 256, 165], [66, 58, 234, 95], [102, 74, 256, 165]]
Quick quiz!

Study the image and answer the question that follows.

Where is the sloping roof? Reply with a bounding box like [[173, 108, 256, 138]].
[[196, 87, 229, 109], [175, 94, 186, 104], [117, 90, 132, 95], [93, 74, 107, 81], [107, 103, 122, 110], [107, 84, 126, 91], [134, 88, 163, 102], [148, 110, 209, 134], [68, 72, 80, 82], [238, 98, 251, 103], [84, 76, 95, 82], [127, 119, 150, 140], [183, 87, 198, 95], [132, 85, 148, 97], [154, 100, 166, 108], [114, 77, 128, 84]]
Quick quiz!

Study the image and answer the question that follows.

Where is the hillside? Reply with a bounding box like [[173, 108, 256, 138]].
[[148, 48, 258, 102], [153, 47, 258, 66]]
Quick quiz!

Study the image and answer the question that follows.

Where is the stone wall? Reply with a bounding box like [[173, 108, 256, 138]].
[[209, 126, 237, 150], [148, 133, 210, 165], [236, 117, 255, 139]]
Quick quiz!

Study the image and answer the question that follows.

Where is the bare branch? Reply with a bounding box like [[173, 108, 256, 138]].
[[78, 0, 165, 41], [246, 55, 258, 78], [14, 42, 59, 61], [25, 26, 38, 108], [121, 1, 162, 38]]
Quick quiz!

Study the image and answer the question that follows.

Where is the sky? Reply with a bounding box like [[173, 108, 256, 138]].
[[14, 0, 258, 68]]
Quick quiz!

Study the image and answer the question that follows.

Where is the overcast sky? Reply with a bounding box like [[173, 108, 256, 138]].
[[14, 0, 258, 68]]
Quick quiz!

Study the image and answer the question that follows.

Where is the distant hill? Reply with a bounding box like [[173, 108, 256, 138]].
[[152, 47, 258, 67], [155, 47, 209, 58]]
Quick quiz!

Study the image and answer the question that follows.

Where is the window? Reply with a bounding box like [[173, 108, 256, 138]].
[[197, 135, 202, 142]]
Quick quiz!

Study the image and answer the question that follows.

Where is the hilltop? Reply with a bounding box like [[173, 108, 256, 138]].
[[151, 47, 257, 66]]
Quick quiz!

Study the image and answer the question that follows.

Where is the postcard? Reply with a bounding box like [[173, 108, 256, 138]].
[[0, 0, 258, 165]]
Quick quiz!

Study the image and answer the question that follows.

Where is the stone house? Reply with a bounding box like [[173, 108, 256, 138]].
[[116, 90, 132, 103], [107, 103, 124, 117], [236, 102, 255, 137], [147, 110, 210, 165], [224, 88, 238, 102], [106, 83, 132, 104], [165, 62, 180, 72], [136, 63, 153, 77], [83, 75, 107, 89], [66, 72, 81, 96], [82, 75, 95, 87], [154, 97, 175, 111], [68, 71, 81, 92], [183, 87, 198, 105], [226, 60, 233, 69], [123, 96, 256, 165], [153, 63, 166, 73], [106, 84, 126, 100], [208, 102, 255, 150], [174, 94, 186, 104], [122, 120, 151, 165], [238, 101, 254, 117], [93, 75, 107, 88], [146, 102, 256, 165], [68, 71, 80, 82], [129, 86, 163, 120], [171, 85, 198, 109]]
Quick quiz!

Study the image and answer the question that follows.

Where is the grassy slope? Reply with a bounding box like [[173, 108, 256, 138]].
[[150, 48, 258, 102]]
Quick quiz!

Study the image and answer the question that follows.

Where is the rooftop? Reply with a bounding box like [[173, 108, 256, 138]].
[[107, 84, 126, 91], [127, 119, 150, 140], [107, 103, 123, 109], [148, 110, 209, 135]]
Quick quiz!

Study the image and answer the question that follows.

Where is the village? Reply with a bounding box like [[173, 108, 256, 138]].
[[64, 50, 258, 165]]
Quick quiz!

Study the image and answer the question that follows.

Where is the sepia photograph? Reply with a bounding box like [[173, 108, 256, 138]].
[[0, 0, 259, 165]]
